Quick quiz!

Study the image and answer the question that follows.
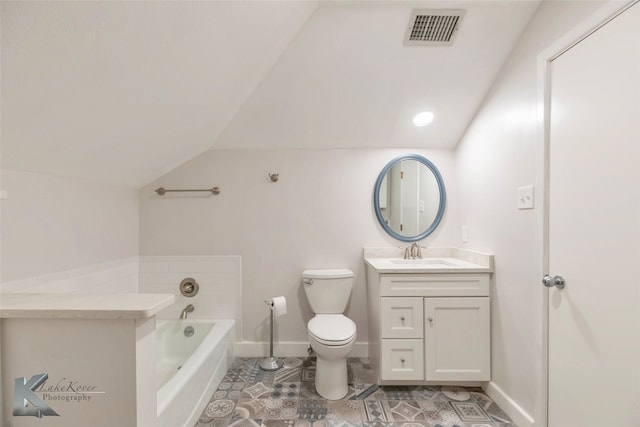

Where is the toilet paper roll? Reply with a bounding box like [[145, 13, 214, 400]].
[[271, 296, 287, 318]]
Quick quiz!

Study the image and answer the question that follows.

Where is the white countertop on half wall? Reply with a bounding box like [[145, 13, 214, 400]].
[[0, 292, 175, 319]]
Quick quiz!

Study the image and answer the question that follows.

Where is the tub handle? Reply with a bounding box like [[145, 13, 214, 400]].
[[180, 278, 199, 297]]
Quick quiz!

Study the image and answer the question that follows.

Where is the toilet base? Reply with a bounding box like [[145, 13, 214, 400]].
[[315, 355, 348, 400]]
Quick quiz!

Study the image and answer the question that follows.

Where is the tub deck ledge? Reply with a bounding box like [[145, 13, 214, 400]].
[[0, 292, 175, 319]]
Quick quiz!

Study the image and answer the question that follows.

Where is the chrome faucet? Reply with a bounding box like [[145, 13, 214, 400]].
[[180, 304, 194, 319], [404, 243, 423, 259]]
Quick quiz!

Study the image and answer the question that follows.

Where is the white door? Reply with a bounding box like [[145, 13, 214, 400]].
[[388, 163, 403, 233], [402, 161, 420, 236], [547, 3, 640, 426]]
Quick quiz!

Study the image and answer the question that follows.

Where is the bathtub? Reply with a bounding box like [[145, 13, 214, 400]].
[[156, 319, 235, 427]]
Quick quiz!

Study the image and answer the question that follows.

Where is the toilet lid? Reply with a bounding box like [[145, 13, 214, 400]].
[[308, 314, 356, 343]]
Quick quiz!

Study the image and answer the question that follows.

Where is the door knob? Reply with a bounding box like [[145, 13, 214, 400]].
[[542, 275, 566, 289]]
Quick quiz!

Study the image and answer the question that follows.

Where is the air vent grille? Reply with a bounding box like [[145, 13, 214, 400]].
[[404, 9, 466, 47]]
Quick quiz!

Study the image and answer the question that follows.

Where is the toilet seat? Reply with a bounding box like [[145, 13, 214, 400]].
[[310, 331, 356, 347], [308, 314, 356, 346]]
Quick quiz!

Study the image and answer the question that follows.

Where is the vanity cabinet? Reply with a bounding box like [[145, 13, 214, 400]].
[[365, 250, 493, 385]]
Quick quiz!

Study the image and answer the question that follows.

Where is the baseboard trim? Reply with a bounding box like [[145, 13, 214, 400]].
[[483, 381, 535, 427], [235, 341, 369, 358]]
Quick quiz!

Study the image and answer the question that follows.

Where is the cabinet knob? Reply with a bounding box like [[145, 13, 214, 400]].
[[400, 316, 405, 322], [428, 317, 433, 323], [400, 358, 405, 364]]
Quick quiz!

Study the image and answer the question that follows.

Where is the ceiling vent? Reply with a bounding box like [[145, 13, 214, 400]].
[[404, 9, 466, 47]]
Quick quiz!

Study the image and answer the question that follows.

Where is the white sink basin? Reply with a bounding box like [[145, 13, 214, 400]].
[[388, 258, 456, 266]]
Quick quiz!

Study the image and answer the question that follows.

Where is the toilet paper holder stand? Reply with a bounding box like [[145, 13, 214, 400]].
[[259, 299, 284, 371]]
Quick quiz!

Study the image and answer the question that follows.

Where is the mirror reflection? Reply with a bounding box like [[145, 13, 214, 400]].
[[374, 154, 446, 242]]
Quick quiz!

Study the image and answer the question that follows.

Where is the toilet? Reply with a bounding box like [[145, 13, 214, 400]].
[[302, 269, 357, 400]]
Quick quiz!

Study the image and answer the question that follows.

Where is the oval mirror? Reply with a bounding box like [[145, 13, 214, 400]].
[[373, 154, 446, 242]]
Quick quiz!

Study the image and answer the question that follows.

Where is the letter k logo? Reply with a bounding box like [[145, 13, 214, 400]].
[[13, 374, 60, 417]]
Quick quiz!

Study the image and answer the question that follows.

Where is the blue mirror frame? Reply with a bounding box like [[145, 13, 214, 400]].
[[373, 154, 446, 242]]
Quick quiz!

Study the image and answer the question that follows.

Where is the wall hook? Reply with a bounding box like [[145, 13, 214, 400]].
[[268, 173, 279, 183]]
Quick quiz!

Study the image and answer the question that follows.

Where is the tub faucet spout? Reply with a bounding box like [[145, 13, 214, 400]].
[[180, 304, 194, 319]]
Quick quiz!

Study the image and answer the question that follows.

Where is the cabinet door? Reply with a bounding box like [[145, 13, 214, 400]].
[[424, 297, 490, 381]]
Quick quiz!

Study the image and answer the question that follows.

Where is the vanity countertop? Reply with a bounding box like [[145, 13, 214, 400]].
[[364, 247, 494, 273], [0, 292, 175, 319]]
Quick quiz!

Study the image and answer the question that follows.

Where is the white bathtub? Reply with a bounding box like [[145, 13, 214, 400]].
[[156, 319, 235, 427]]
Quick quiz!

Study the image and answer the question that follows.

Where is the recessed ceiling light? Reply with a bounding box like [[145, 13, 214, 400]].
[[413, 111, 434, 127]]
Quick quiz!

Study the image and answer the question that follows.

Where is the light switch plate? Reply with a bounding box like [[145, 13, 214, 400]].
[[518, 186, 534, 210]]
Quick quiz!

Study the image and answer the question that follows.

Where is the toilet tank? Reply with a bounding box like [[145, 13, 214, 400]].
[[302, 269, 354, 314]]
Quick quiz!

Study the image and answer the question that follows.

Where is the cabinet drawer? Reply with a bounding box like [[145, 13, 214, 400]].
[[380, 339, 424, 381], [380, 274, 489, 297], [381, 297, 423, 338]]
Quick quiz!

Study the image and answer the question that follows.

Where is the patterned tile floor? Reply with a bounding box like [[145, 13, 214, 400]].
[[195, 357, 515, 427]]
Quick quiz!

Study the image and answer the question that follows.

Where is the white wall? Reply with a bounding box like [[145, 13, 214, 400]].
[[2, 317, 156, 427], [0, 169, 139, 286], [139, 149, 457, 348], [0, 258, 138, 294], [454, 1, 606, 425], [139, 255, 240, 324], [0, 170, 139, 427]]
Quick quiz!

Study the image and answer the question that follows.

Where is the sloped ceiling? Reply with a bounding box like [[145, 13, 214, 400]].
[[1, 0, 541, 188], [217, 0, 542, 149], [1, 0, 318, 187]]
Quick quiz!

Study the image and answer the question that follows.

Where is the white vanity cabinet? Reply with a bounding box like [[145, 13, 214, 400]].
[[364, 248, 493, 385]]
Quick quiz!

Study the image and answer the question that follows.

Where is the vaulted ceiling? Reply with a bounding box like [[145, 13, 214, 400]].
[[1, 0, 541, 188]]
